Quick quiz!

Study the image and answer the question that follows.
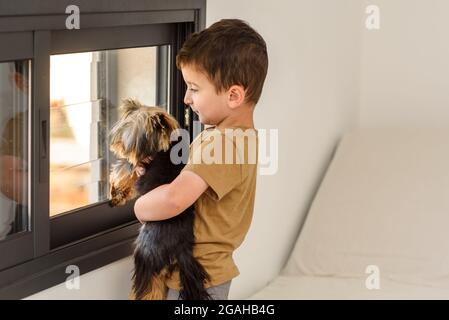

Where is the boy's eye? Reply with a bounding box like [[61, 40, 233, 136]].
[[188, 88, 198, 93]]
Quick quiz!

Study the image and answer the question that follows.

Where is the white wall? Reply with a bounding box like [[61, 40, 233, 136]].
[[27, 0, 363, 299], [206, 0, 362, 298], [359, 0, 449, 128], [26, 257, 133, 300]]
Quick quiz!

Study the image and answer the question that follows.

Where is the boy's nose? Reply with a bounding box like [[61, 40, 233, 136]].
[[184, 90, 192, 105]]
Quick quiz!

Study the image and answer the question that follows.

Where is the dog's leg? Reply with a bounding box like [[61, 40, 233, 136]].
[[130, 271, 169, 300]]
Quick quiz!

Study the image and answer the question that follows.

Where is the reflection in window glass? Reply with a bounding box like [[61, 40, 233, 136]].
[[50, 46, 169, 216], [0, 60, 30, 240]]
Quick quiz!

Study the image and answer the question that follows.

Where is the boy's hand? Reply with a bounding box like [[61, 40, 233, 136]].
[[135, 165, 145, 177]]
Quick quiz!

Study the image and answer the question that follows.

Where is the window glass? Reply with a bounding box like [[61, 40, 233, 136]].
[[49, 46, 169, 216], [0, 60, 30, 240]]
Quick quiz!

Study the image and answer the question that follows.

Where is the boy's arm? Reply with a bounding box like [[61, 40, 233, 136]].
[[134, 170, 208, 222]]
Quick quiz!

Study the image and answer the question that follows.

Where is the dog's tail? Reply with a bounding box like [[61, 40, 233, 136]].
[[177, 250, 212, 300], [132, 225, 169, 300]]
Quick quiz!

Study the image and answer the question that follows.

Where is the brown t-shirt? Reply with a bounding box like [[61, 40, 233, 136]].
[[165, 125, 259, 290]]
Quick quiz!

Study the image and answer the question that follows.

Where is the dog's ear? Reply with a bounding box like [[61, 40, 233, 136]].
[[144, 110, 181, 154], [109, 119, 129, 160], [120, 99, 143, 118], [109, 159, 137, 206]]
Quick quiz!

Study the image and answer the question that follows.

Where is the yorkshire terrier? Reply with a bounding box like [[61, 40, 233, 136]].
[[109, 99, 211, 300]]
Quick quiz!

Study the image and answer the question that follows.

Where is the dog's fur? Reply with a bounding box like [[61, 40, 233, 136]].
[[109, 99, 211, 300]]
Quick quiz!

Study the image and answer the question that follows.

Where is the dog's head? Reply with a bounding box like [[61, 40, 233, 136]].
[[109, 99, 180, 167], [108, 99, 180, 206]]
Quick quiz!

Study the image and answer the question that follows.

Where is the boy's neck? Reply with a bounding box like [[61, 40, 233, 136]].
[[215, 105, 255, 130]]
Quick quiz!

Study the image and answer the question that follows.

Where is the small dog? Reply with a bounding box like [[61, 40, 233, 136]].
[[109, 99, 211, 300]]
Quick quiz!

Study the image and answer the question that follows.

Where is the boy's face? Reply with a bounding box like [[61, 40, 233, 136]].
[[181, 64, 230, 126]]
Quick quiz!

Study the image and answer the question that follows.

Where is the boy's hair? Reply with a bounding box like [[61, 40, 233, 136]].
[[176, 19, 268, 105]]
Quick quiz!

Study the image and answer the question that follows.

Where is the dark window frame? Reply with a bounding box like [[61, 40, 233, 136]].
[[0, 0, 205, 299]]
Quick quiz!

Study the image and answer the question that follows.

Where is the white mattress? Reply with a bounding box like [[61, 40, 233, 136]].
[[251, 128, 449, 299]]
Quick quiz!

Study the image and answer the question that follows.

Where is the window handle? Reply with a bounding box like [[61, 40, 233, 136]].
[[39, 113, 49, 183], [41, 119, 47, 159]]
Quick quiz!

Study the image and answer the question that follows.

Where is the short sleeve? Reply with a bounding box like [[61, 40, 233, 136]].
[[181, 130, 242, 201]]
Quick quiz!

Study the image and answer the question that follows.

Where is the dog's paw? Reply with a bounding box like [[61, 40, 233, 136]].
[[109, 196, 126, 207]]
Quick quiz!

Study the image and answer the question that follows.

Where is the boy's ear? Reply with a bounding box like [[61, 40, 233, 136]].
[[227, 85, 246, 109]]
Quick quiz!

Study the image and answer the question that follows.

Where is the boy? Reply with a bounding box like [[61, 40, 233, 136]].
[[134, 19, 268, 299]]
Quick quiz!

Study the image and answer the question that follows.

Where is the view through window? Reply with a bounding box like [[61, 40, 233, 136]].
[[49, 46, 169, 216]]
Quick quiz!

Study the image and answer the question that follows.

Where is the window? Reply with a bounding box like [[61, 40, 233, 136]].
[[0, 0, 205, 299]]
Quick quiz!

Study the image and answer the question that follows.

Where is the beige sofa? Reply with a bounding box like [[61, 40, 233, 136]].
[[250, 128, 449, 299]]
